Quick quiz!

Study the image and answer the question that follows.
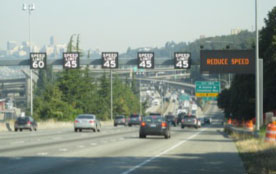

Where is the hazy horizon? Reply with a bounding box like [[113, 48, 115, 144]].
[[0, 0, 275, 53]]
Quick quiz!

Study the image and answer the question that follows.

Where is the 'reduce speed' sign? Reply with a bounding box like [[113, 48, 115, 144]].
[[102, 52, 119, 69], [30, 52, 47, 69], [63, 52, 80, 69], [174, 52, 191, 69], [137, 52, 154, 69], [200, 50, 255, 74]]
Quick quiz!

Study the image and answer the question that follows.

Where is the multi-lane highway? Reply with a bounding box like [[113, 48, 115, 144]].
[[0, 103, 245, 174]]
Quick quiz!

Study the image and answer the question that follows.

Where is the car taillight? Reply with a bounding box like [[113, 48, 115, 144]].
[[27, 121, 31, 125], [74, 120, 79, 123], [89, 120, 95, 124], [141, 122, 146, 127], [161, 122, 167, 127]]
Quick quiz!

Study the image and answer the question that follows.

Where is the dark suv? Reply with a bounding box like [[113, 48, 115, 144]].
[[139, 116, 171, 139], [14, 116, 37, 132], [128, 114, 141, 126], [114, 115, 127, 127]]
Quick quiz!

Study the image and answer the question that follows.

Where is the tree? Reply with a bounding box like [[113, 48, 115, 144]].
[[260, 6, 276, 112]]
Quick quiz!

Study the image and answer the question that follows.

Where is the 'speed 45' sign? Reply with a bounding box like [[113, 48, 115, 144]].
[[63, 52, 80, 69], [174, 52, 191, 69], [102, 52, 119, 69], [137, 52, 154, 69]]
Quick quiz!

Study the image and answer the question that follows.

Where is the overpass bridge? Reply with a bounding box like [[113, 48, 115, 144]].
[[0, 56, 196, 110]]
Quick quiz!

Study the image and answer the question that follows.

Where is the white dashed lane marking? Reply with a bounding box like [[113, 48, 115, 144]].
[[59, 148, 68, 152], [37, 152, 48, 156]]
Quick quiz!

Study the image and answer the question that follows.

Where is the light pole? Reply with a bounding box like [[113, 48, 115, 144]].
[[255, 0, 260, 130], [110, 69, 113, 120], [22, 3, 35, 116], [139, 71, 142, 116]]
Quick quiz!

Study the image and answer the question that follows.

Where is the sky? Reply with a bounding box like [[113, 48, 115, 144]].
[[0, 0, 275, 53]]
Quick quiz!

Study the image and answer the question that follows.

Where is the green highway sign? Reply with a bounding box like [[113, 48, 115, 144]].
[[179, 94, 190, 101], [195, 81, 221, 93], [202, 97, 218, 101]]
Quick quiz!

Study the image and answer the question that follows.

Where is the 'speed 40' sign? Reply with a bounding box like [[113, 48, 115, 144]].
[[174, 52, 191, 69], [137, 52, 154, 69], [63, 52, 80, 69], [30, 53, 47, 69], [102, 52, 119, 69]]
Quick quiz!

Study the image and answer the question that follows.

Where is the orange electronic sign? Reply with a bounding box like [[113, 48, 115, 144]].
[[200, 50, 255, 74]]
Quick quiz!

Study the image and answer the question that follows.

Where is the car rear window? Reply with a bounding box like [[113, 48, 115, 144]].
[[115, 116, 124, 119], [165, 115, 174, 119], [143, 116, 163, 123], [77, 115, 94, 119], [130, 115, 139, 118], [184, 116, 196, 119], [149, 113, 161, 116], [17, 117, 28, 121]]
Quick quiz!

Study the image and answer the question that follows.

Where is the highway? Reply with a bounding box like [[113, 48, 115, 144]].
[[0, 103, 245, 174]]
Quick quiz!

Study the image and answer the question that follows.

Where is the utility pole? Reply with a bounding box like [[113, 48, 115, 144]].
[[22, 3, 35, 116]]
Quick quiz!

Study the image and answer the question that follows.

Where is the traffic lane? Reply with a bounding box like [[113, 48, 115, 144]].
[[0, 126, 138, 154], [0, 126, 203, 174], [0, 123, 116, 140], [128, 126, 245, 174], [0, 124, 125, 147], [0, 126, 140, 156]]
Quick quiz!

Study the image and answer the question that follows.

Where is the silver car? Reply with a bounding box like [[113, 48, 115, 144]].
[[74, 114, 101, 132]]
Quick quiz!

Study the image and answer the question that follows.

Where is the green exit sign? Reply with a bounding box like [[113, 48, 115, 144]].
[[195, 81, 221, 93]]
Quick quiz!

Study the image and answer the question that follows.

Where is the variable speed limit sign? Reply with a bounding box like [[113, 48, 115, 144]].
[[102, 52, 119, 69], [30, 52, 47, 69], [174, 52, 191, 69], [138, 52, 154, 69], [63, 52, 80, 69]]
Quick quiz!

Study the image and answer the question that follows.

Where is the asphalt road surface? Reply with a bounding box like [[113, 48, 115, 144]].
[[0, 103, 246, 174]]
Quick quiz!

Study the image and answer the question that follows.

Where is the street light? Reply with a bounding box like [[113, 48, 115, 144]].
[[255, 0, 260, 130], [22, 3, 35, 116]]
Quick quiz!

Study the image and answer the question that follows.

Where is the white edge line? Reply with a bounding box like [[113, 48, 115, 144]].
[[121, 128, 206, 174]]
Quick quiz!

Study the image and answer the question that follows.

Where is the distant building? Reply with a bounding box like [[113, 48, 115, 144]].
[[200, 35, 206, 39], [7, 41, 18, 51], [50, 36, 55, 46], [231, 28, 242, 35]]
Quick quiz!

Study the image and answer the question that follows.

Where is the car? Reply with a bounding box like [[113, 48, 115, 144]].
[[198, 117, 205, 126], [165, 115, 177, 127], [204, 117, 211, 124], [114, 115, 127, 127], [139, 116, 171, 139], [14, 116, 37, 132], [181, 115, 199, 129], [74, 114, 101, 132], [128, 114, 142, 126], [177, 112, 186, 125]]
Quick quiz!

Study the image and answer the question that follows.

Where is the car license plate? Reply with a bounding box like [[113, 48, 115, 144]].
[[150, 124, 156, 128]]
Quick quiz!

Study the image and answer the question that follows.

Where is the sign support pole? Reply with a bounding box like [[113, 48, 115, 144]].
[[110, 69, 113, 121], [255, 0, 260, 131]]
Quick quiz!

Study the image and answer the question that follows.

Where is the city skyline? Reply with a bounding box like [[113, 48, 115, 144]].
[[0, 0, 275, 53]]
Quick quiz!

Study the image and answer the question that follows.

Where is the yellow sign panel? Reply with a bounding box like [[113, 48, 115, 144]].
[[195, 93, 219, 97]]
